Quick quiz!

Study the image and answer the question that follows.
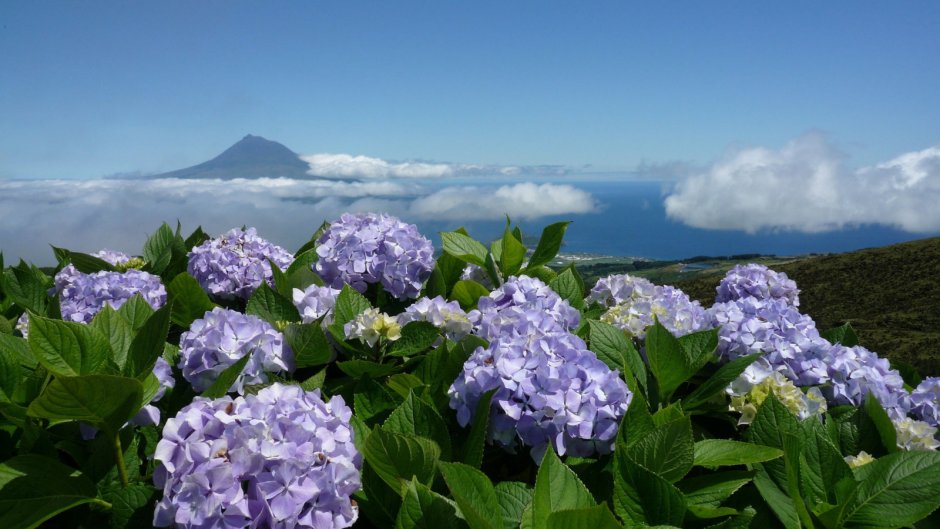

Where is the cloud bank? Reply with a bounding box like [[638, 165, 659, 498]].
[[0, 177, 596, 264], [664, 133, 940, 233], [302, 153, 568, 179]]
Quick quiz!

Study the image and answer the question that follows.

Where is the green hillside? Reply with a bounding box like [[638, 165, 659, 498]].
[[673, 237, 940, 376]]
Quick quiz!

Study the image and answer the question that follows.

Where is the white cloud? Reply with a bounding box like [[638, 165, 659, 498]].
[[410, 182, 597, 220], [0, 177, 596, 264], [663, 133, 940, 233], [301, 153, 568, 179]]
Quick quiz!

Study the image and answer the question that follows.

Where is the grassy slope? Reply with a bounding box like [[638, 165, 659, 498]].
[[674, 237, 940, 376]]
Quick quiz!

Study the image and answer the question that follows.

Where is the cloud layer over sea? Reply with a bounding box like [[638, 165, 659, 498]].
[[0, 177, 596, 263]]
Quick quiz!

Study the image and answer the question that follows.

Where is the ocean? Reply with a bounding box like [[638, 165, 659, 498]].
[[416, 180, 938, 260]]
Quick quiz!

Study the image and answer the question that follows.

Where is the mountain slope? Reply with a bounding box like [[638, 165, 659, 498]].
[[675, 237, 940, 375], [150, 134, 313, 180]]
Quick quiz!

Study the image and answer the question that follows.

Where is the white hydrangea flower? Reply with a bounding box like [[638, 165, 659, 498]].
[[844, 451, 876, 469], [893, 417, 940, 451], [344, 308, 401, 347]]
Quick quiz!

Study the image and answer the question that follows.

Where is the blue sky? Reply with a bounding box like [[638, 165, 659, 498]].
[[2, 1, 939, 179]]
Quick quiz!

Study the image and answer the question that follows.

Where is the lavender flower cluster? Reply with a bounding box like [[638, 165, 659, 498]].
[[178, 308, 293, 394], [188, 227, 294, 300], [57, 269, 167, 324], [709, 265, 938, 445], [587, 274, 706, 339], [314, 213, 434, 300], [292, 284, 342, 326], [911, 377, 940, 427], [473, 275, 580, 340], [715, 263, 800, 306], [154, 384, 361, 529], [450, 277, 629, 461]]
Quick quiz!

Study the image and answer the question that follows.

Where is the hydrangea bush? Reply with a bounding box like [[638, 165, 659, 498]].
[[0, 215, 938, 529]]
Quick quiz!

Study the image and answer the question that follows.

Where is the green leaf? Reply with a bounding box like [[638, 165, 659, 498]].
[[682, 354, 763, 411], [396, 479, 465, 529], [386, 373, 426, 401], [115, 294, 155, 330], [524, 265, 557, 284], [64, 251, 117, 273], [645, 320, 713, 402], [166, 273, 215, 327], [532, 446, 596, 529], [246, 282, 301, 325], [286, 248, 319, 277], [124, 302, 171, 378], [612, 454, 686, 527], [677, 470, 753, 506], [499, 226, 527, 277], [384, 392, 452, 460], [441, 232, 489, 267], [27, 374, 143, 435], [90, 306, 134, 371], [362, 428, 440, 492], [782, 432, 816, 529], [299, 367, 327, 392], [546, 504, 624, 529], [333, 285, 372, 327], [618, 391, 655, 450], [106, 483, 157, 529], [451, 280, 491, 311], [143, 222, 175, 274], [820, 323, 859, 347], [338, 359, 401, 379], [823, 451, 940, 529], [799, 419, 853, 507], [388, 321, 441, 358], [183, 225, 210, 250], [5, 261, 50, 314], [693, 440, 784, 468], [200, 354, 251, 398], [0, 455, 99, 529], [746, 393, 800, 450], [496, 481, 533, 529], [677, 327, 719, 374], [625, 416, 694, 483], [439, 461, 503, 529], [587, 320, 646, 391], [294, 221, 329, 256], [549, 268, 584, 310], [526, 222, 570, 269], [863, 393, 899, 453], [462, 389, 495, 468], [752, 465, 800, 529], [284, 322, 332, 368], [28, 314, 111, 377]]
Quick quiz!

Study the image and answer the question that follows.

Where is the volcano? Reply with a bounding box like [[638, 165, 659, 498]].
[[150, 135, 313, 180]]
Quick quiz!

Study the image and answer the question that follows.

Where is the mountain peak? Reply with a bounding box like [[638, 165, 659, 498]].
[[149, 135, 313, 180]]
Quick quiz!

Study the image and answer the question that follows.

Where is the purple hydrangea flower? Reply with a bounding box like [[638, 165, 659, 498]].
[[153, 384, 361, 529], [449, 313, 631, 461], [179, 308, 293, 395], [473, 275, 580, 341], [706, 297, 830, 386], [589, 274, 706, 339], [399, 296, 473, 342], [911, 377, 940, 427], [57, 269, 167, 324], [824, 344, 911, 420], [314, 213, 434, 300], [292, 284, 342, 326], [188, 227, 294, 301], [716, 264, 800, 306]]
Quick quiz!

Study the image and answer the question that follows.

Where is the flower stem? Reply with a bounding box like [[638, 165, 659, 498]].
[[114, 432, 129, 488]]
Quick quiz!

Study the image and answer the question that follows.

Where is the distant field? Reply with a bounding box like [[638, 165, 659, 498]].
[[569, 237, 940, 376]]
